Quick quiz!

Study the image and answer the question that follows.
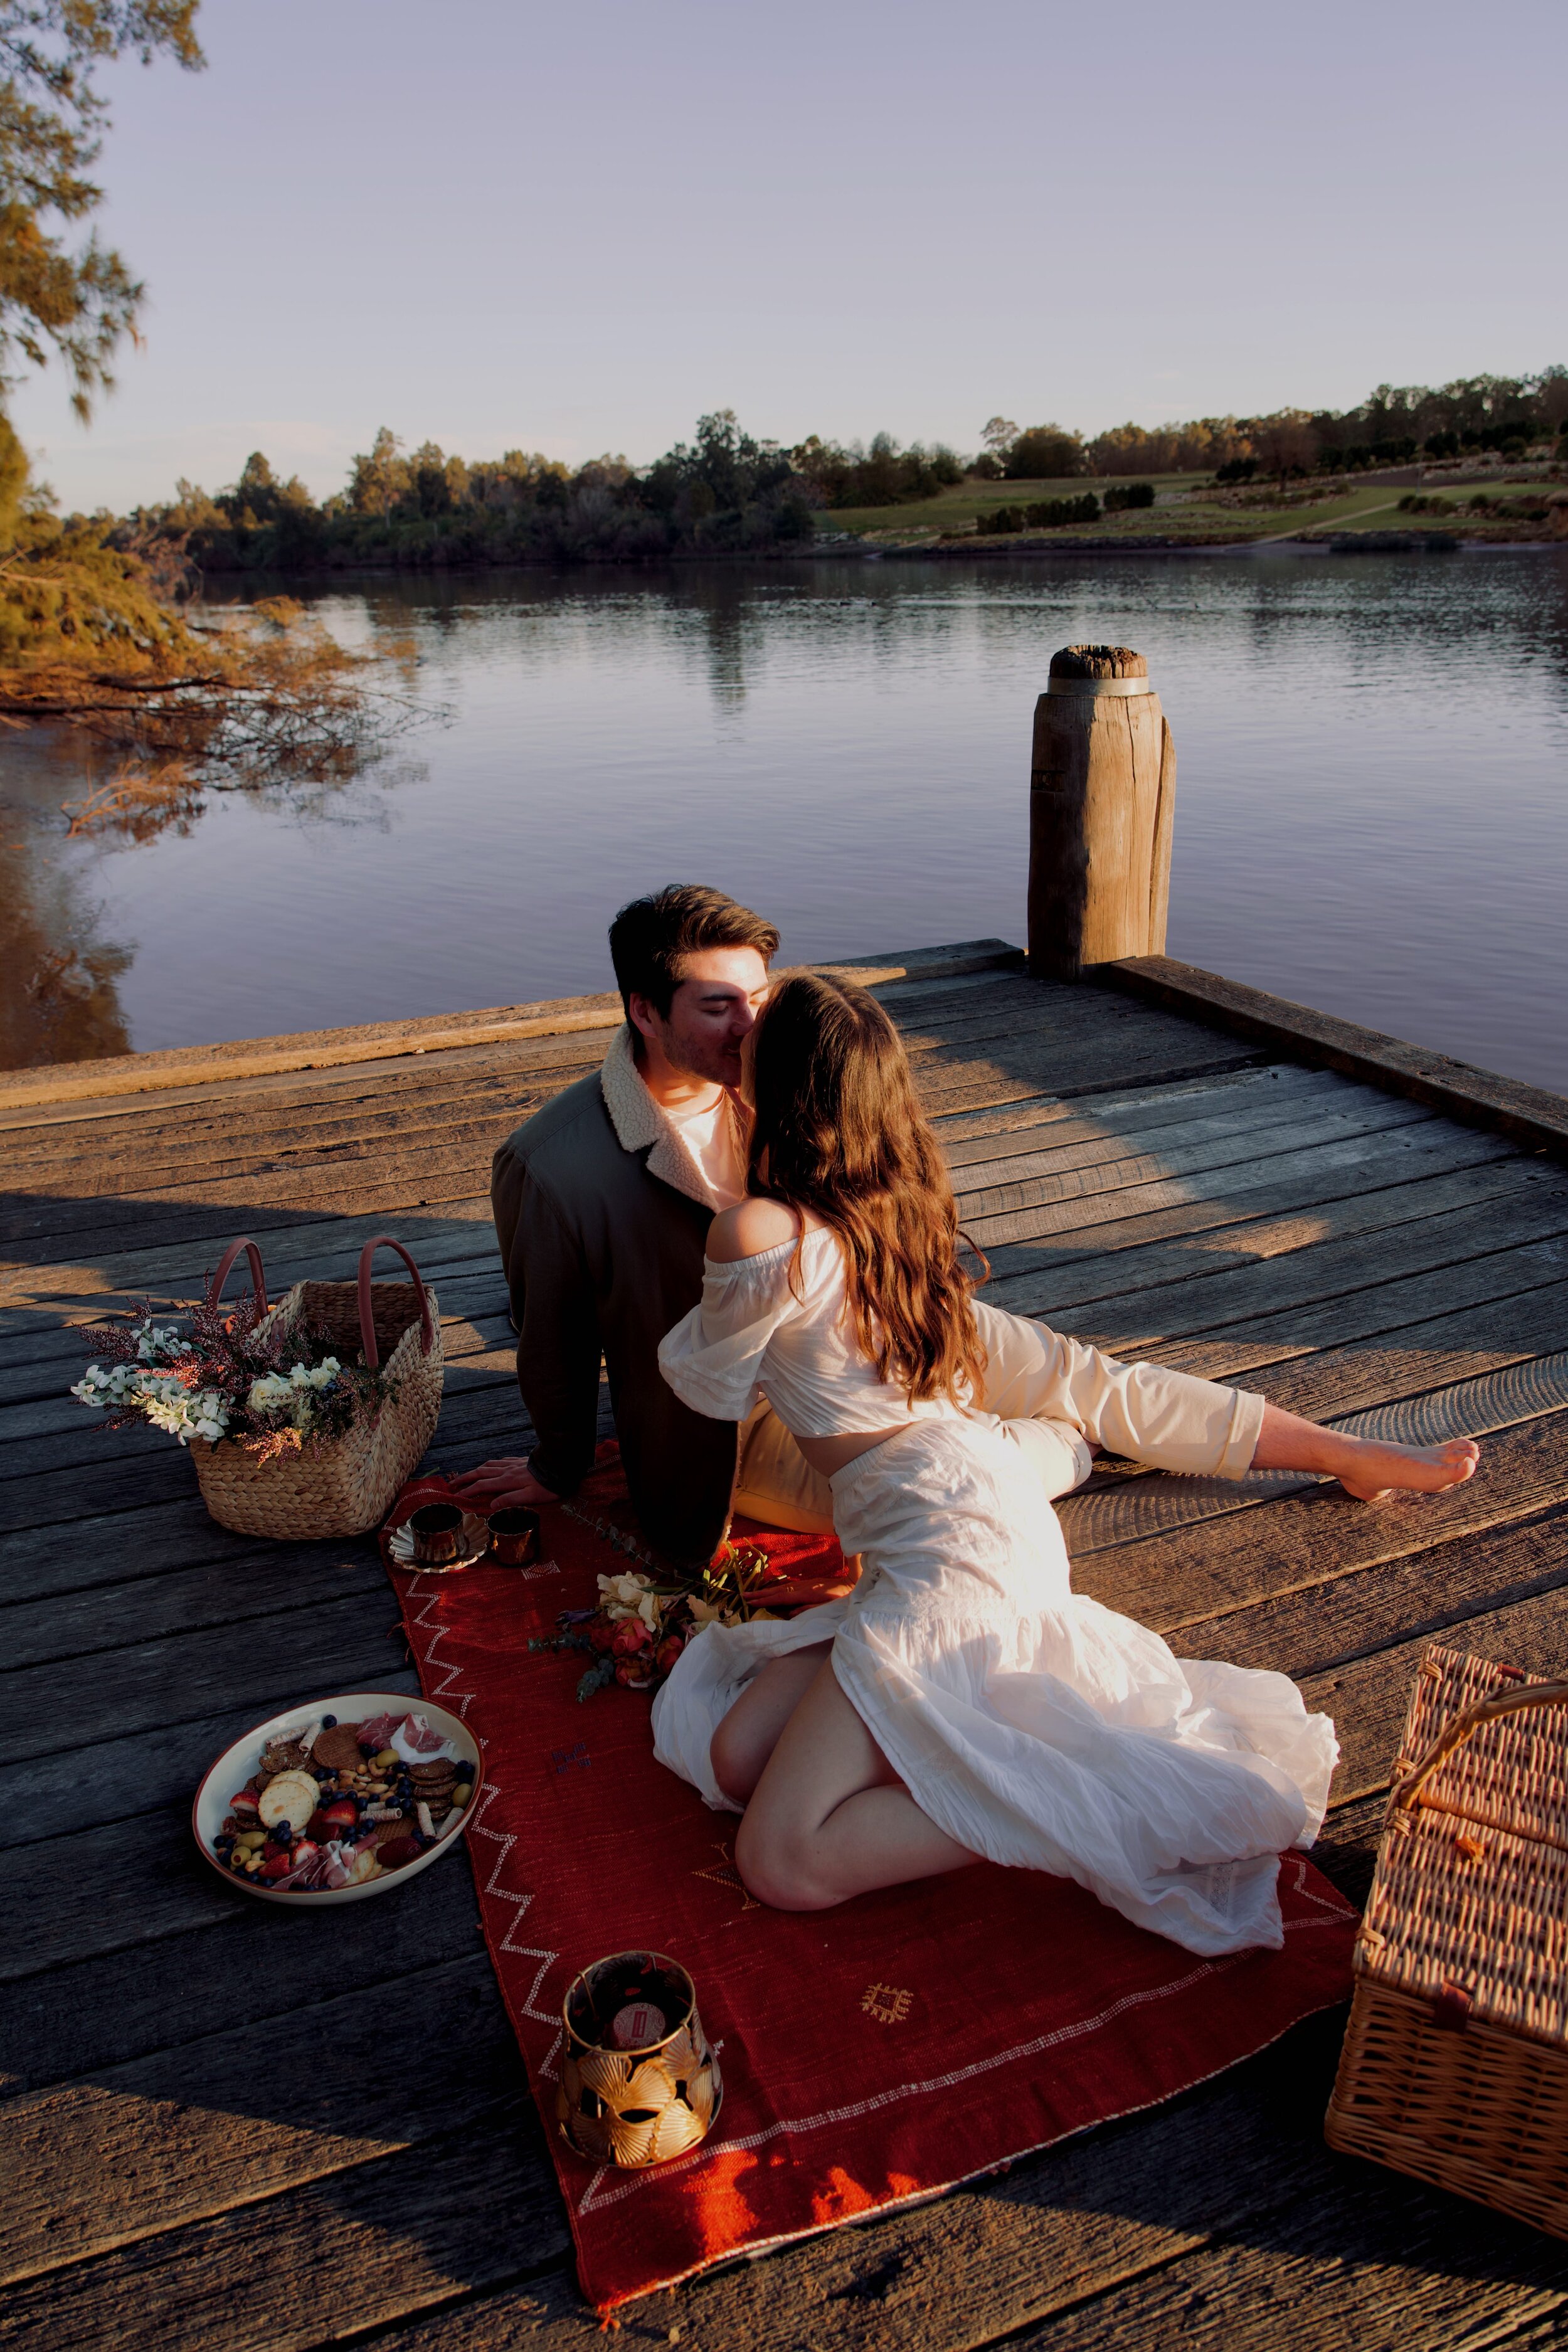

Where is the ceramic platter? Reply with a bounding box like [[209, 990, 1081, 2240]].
[[192, 1691, 482, 1907]]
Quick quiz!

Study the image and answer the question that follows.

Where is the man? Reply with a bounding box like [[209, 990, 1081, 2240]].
[[456, 882, 1281, 1568], [457, 884, 783, 1564]]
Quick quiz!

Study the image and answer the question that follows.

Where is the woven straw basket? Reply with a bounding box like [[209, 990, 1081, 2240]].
[[1325, 1643, 1568, 2235], [190, 1233, 443, 1540]]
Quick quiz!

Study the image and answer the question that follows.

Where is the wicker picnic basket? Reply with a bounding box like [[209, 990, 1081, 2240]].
[[1325, 1642, 1568, 2235], [189, 1233, 443, 1539]]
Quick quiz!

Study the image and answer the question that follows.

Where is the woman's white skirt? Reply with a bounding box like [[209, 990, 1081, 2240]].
[[651, 1417, 1338, 1957]]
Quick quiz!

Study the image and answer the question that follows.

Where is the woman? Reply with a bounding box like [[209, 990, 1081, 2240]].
[[652, 976, 1479, 1956]]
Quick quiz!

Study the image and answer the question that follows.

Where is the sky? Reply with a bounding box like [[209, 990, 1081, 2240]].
[[8, 0, 1566, 513]]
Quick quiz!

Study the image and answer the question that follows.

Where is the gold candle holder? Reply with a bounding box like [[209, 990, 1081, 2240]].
[[556, 1949, 722, 2168]]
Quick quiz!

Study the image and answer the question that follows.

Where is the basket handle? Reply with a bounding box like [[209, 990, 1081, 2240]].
[[206, 1236, 269, 1317], [356, 1235, 436, 1369], [1393, 1677, 1568, 1813]]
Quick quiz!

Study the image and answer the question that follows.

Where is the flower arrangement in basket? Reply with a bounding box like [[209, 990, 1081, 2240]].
[[533, 1532, 785, 1702], [71, 1233, 443, 1539]]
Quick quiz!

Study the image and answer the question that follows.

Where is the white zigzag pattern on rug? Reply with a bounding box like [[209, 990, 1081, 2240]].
[[407, 1567, 564, 2079]]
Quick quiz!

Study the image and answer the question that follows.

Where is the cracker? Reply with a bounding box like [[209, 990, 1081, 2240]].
[[258, 1771, 320, 1831]]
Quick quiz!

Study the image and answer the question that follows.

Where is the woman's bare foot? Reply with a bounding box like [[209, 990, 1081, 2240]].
[[1320, 1433, 1480, 1503], [1251, 1401, 1481, 1502]]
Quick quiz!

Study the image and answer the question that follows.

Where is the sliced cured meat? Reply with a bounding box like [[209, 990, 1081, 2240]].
[[391, 1714, 460, 1764], [356, 1712, 407, 1752]]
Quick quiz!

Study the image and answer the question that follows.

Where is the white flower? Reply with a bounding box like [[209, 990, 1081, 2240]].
[[598, 1571, 650, 1609], [636, 1591, 661, 1630], [307, 1358, 340, 1390], [248, 1373, 295, 1415], [71, 1362, 138, 1407], [135, 1324, 187, 1364], [687, 1597, 729, 1628], [139, 1382, 230, 1445]]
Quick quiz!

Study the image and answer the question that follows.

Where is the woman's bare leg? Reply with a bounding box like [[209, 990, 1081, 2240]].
[[734, 1658, 978, 1910], [710, 1644, 832, 1805], [1251, 1401, 1479, 1500]]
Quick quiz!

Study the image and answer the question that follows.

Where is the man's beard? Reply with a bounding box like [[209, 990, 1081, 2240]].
[[663, 1025, 742, 1089]]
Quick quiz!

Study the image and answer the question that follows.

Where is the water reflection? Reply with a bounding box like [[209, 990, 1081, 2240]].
[[2, 549, 1565, 1087]]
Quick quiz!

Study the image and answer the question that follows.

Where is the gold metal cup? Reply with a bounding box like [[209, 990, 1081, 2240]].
[[485, 1505, 540, 1566], [408, 1502, 467, 1565], [556, 1949, 722, 2168]]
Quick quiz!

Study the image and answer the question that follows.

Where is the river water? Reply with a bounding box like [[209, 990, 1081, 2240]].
[[5, 548, 1568, 1089]]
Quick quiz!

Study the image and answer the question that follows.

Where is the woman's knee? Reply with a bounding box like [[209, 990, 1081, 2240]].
[[733, 1812, 837, 1912]]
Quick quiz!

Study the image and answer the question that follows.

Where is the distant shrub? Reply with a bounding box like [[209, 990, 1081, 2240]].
[[1103, 482, 1155, 512], [976, 504, 1026, 534], [1214, 458, 1258, 484], [1022, 493, 1101, 527], [968, 452, 1005, 480]]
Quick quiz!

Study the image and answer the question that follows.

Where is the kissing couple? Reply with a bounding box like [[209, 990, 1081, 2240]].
[[455, 886, 1478, 1956]]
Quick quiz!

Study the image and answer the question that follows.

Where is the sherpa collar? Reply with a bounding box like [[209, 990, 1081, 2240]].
[[598, 1024, 747, 1212]]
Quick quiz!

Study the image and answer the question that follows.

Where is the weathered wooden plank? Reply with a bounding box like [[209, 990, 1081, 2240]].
[[0, 1493, 337, 1602], [0, 1064, 589, 1189], [0, 1951, 528, 2286], [0, 1542, 386, 1671], [1108, 951, 1568, 1162], [0, 1199, 497, 1306], [1140, 1236, 1568, 1387], [978, 1134, 1519, 1277], [939, 1064, 1342, 1170], [0, 1663, 422, 1852], [0, 1824, 475, 2096], [958, 1098, 1433, 1226], [1177, 1495, 1568, 1690], [1237, 1281, 1568, 1422], [1305, 1580, 1568, 1801], [34, 2014, 1379, 2352], [918, 1042, 1264, 1120], [1, 1587, 410, 1765], [968, 1119, 1510, 1252], [983, 1153, 1553, 1317], [1078, 1409, 1568, 1636], [1062, 1180, 1568, 1357]]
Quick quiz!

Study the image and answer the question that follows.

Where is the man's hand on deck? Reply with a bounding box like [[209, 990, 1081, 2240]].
[[449, 1456, 559, 1509]]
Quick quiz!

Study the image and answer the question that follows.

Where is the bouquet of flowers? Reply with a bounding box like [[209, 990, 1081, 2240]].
[[71, 1288, 400, 1465], [534, 1540, 785, 1702]]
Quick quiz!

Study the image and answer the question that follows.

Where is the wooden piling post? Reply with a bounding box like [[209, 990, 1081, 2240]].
[[1027, 643, 1176, 980]]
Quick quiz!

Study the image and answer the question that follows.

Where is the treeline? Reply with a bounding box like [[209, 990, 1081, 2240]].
[[127, 413, 819, 571], [120, 370, 1568, 577], [1049, 369, 1568, 484]]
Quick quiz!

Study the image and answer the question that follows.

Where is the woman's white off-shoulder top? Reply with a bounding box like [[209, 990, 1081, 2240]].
[[657, 1228, 965, 1438]]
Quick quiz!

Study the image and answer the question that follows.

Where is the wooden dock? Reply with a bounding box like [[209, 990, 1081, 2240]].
[[6, 940, 1568, 2349]]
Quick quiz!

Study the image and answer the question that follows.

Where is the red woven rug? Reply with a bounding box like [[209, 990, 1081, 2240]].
[[384, 1470, 1357, 2315]]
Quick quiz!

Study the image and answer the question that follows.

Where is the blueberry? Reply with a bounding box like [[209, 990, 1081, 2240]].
[[322, 1714, 337, 1727]]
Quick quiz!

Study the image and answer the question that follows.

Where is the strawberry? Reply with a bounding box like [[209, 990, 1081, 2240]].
[[230, 1790, 259, 1816], [306, 1809, 332, 1841], [289, 1840, 320, 1867], [259, 1853, 294, 1880], [320, 1798, 358, 1830]]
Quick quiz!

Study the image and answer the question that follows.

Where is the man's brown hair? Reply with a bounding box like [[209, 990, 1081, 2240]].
[[608, 884, 780, 1029]]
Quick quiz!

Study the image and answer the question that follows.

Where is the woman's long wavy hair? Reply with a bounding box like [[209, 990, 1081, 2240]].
[[744, 973, 988, 1406]]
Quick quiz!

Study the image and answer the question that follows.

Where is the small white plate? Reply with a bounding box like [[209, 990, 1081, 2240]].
[[193, 1691, 482, 1907]]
